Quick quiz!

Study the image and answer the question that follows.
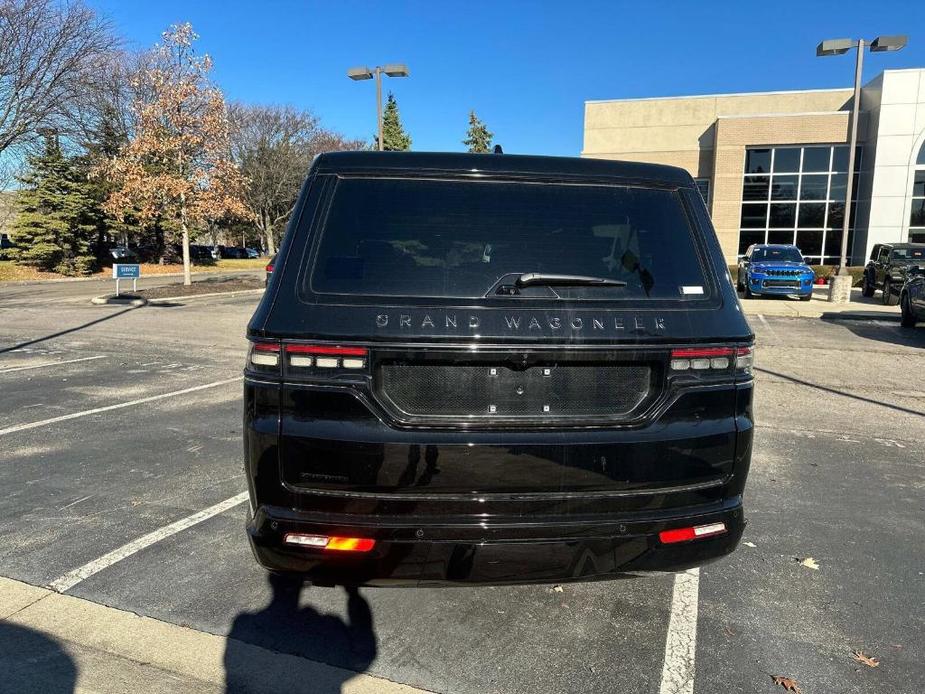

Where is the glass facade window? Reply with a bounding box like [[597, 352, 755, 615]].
[[911, 144, 925, 243], [773, 148, 801, 173], [745, 149, 771, 174], [743, 176, 769, 201], [738, 145, 859, 263]]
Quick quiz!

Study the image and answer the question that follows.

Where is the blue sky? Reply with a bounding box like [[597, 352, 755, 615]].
[[92, 0, 925, 156]]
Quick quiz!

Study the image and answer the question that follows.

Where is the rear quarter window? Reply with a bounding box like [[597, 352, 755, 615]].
[[305, 177, 710, 301]]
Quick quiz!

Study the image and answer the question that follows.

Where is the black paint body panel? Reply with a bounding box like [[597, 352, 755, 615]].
[[243, 152, 755, 585]]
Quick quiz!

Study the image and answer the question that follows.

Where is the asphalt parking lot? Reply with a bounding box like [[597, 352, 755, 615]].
[[1, 282, 923, 694]]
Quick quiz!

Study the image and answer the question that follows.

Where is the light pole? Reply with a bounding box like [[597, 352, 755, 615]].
[[347, 64, 409, 151], [816, 35, 907, 302]]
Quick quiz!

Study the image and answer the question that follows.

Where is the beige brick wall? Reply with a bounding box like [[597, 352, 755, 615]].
[[583, 89, 852, 179], [582, 89, 857, 261], [583, 149, 713, 178]]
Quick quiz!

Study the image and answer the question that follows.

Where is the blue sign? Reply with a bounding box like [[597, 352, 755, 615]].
[[113, 264, 140, 279]]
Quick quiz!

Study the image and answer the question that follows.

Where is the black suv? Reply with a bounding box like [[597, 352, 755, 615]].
[[243, 152, 754, 586], [862, 243, 925, 305]]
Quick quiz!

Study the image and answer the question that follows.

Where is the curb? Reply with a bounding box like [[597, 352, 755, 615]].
[[820, 312, 902, 322], [147, 288, 265, 304], [90, 295, 148, 307]]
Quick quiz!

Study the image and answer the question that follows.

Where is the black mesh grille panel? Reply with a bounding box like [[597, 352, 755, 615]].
[[377, 363, 652, 422]]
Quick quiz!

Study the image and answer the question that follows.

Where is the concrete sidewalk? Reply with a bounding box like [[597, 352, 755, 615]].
[[0, 577, 429, 694], [738, 286, 901, 319]]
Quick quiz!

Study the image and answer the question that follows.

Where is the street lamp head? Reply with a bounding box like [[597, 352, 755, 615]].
[[870, 35, 908, 53], [816, 38, 854, 57], [347, 66, 373, 80], [382, 63, 409, 78]]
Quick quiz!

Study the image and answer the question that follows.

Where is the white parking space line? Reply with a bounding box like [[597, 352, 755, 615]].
[[0, 355, 106, 374], [658, 568, 700, 694], [48, 491, 249, 593], [756, 313, 779, 343], [0, 376, 242, 437]]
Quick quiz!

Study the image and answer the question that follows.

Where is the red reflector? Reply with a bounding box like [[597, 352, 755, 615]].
[[325, 537, 376, 552], [659, 522, 727, 544], [671, 347, 734, 358], [285, 344, 368, 356], [265, 264, 274, 272], [252, 342, 280, 352], [283, 533, 376, 552]]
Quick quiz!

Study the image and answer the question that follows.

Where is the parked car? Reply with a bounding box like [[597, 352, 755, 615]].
[[246, 247, 260, 259], [736, 244, 815, 300], [862, 243, 925, 305], [243, 151, 754, 586], [264, 254, 275, 285], [188, 244, 214, 262], [220, 246, 248, 259], [900, 266, 925, 328]]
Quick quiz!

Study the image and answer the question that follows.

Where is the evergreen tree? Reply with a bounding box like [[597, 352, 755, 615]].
[[378, 92, 411, 151], [75, 119, 138, 254], [463, 111, 493, 153], [11, 134, 98, 275]]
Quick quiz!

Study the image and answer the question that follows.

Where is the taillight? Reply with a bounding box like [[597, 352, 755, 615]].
[[285, 344, 368, 371], [248, 341, 280, 368], [735, 346, 753, 376], [246, 341, 370, 375], [669, 345, 754, 380], [283, 533, 376, 552], [659, 522, 727, 544], [670, 346, 733, 371], [265, 262, 274, 273]]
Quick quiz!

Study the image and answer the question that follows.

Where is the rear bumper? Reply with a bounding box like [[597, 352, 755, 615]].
[[246, 497, 745, 586]]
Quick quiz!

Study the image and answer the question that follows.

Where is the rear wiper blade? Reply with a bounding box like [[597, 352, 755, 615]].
[[514, 272, 627, 288]]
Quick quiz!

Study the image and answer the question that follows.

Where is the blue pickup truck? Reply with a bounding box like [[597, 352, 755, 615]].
[[736, 244, 815, 301]]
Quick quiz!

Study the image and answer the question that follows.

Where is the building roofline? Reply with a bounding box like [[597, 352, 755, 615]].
[[877, 67, 925, 74], [585, 86, 853, 106]]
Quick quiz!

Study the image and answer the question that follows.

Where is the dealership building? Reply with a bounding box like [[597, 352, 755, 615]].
[[581, 68, 925, 265]]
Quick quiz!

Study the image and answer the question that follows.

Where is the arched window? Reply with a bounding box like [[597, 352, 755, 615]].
[[911, 139, 925, 242]]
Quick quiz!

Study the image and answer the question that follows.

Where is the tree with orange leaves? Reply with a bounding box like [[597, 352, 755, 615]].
[[102, 23, 245, 285]]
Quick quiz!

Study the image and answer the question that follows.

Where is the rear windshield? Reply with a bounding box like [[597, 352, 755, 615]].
[[308, 177, 708, 300], [752, 247, 804, 263], [892, 248, 925, 261]]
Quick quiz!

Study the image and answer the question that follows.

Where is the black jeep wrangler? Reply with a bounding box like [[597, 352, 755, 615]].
[[243, 151, 754, 586], [862, 243, 925, 305]]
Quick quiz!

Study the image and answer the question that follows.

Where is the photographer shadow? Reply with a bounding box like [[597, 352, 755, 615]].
[[0, 622, 76, 693], [223, 574, 377, 694]]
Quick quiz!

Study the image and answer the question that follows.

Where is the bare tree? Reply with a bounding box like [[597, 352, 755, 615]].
[[0, 0, 118, 157], [229, 103, 364, 255], [65, 48, 136, 156]]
